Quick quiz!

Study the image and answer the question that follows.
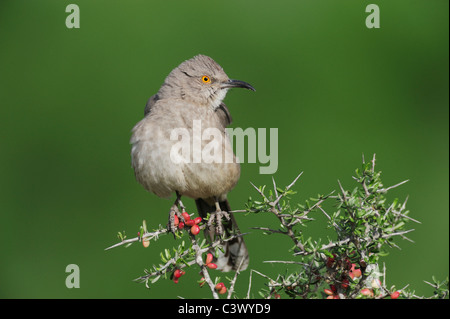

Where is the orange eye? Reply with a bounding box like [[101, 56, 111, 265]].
[[202, 75, 211, 83]]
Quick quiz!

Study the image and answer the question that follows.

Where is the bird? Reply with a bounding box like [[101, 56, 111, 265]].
[[130, 54, 255, 272]]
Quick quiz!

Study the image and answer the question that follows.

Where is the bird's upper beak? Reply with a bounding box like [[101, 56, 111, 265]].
[[221, 79, 256, 91]]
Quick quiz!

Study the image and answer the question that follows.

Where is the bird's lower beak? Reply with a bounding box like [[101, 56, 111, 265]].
[[221, 79, 256, 91]]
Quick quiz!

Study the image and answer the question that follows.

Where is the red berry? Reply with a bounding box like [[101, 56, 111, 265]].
[[350, 264, 362, 279], [330, 284, 337, 293], [391, 291, 400, 299], [205, 253, 214, 265], [218, 286, 227, 295], [182, 212, 191, 221], [142, 239, 150, 248], [178, 222, 185, 229], [207, 263, 217, 269], [215, 282, 224, 291], [174, 269, 183, 279], [191, 224, 200, 235], [194, 217, 202, 224], [274, 293, 281, 299], [199, 277, 206, 287], [173, 277, 179, 284], [173, 215, 179, 226], [324, 289, 334, 296], [360, 288, 373, 297], [185, 219, 196, 227]]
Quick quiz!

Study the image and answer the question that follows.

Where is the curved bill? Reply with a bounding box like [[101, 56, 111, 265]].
[[221, 79, 256, 91]]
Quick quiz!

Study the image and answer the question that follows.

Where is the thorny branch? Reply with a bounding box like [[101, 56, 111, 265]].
[[242, 154, 437, 299], [107, 154, 447, 299]]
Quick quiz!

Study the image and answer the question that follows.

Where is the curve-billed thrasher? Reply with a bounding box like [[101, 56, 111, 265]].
[[131, 55, 255, 272]]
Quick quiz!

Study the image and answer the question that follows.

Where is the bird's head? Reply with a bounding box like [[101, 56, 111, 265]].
[[158, 54, 255, 109]]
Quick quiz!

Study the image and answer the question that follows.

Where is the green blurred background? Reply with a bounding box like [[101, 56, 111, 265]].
[[0, 0, 448, 298]]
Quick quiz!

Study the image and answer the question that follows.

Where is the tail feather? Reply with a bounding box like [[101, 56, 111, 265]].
[[195, 198, 249, 272]]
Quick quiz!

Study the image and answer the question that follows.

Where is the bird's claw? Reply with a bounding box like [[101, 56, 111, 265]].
[[207, 210, 231, 237], [168, 204, 183, 235]]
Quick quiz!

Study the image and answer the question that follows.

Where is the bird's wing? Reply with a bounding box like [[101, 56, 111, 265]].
[[215, 102, 233, 128], [144, 94, 159, 116]]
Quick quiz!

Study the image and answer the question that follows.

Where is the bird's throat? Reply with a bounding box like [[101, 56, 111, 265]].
[[210, 88, 228, 110]]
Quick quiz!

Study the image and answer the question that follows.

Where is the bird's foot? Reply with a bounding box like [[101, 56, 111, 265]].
[[168, 192, 188, 236], [207, 210, 231, 237], [168, 204, 184, 235]]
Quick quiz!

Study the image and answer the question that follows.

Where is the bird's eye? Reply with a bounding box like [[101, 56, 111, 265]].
[[201, 75, 211, 83]]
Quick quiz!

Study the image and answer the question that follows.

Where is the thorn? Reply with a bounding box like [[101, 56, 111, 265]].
[[286, 172, 303, 191], [378, 180, 410, 193], [250, 181, 267, 200], [272, 177, 282, 211], [371, 153, 376, 172]]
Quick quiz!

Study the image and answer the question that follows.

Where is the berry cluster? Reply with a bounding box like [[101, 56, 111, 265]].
[[215, 282, 227, 295], [323, 254, 364, 299], [199, 277, 227, 295], [204, 253, 218, 269], [324, 254, 401, 299], [174, 212, 202, 235], [198, 253, 227, 295], [172, 268, 186, 284]]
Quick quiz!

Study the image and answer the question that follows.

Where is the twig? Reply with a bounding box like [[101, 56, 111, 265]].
[[134, 233, 247, 289], [303, 191, 334, 216], [337, 179, 348, 203], [251, 173, 306, 252], [391, 198, 421, 224], [251, 226, 286, 234], [134, 248, 194, 284], [286, 172, 304, 191], [337, 179, 357, 222], [273, 172, 303, 208], [263, 260, 310, 266], [192, 239, 219, 299], [105, 227, 168, 251], [318, 206, 342, 231], [294, 238, 351, 256], [229, 209, 263, 214], [250, 182, 268, 201], [272, 177, 282, 211], [227, 257, 246, 299], [377, 180, 409, 193], [371, 153, 376, 172], [246, 269, 276, 299], [382, 229, 415, 239]]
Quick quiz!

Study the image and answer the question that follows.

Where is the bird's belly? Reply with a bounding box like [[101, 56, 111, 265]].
[[131, 137, 186, 198], [131, 121, 240, 199], [181, 161, 240, 199]]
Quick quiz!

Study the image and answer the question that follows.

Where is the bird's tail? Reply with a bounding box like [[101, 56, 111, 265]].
[[195, 198, 249, 272]]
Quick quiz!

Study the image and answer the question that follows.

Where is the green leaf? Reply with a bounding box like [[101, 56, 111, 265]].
[[321, 250, 334, 258], [142, 220, 148, 233], [151, 275, 161, 284]]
